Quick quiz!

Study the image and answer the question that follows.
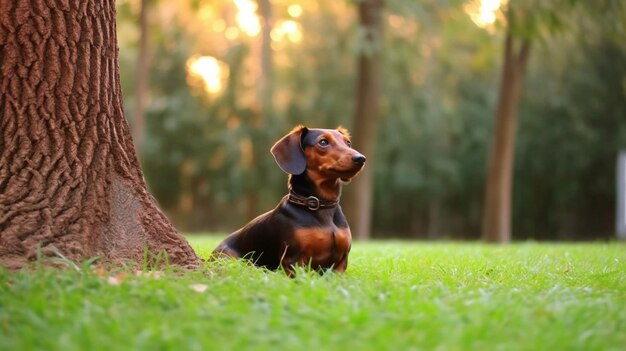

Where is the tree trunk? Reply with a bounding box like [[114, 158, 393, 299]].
[[344, 0, 383, 240], [132, 0, 150, 155], [0, 0, 201, 269], [257, 0, 273, 118], [242, 0, 273, 221], [481, 32, 531, 243], [427, 196, 444, 239]]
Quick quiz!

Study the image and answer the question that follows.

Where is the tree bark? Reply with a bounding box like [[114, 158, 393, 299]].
[[344, 0, 383, 240], [481, 32, 531, 243], [0, 0, 201, 269], [132, 0, 150, 154]]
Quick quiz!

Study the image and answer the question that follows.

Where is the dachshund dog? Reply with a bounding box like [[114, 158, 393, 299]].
[[213, 125, 366, 275]]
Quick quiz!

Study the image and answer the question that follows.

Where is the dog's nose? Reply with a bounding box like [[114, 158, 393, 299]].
[[352, 154, 366, 166]]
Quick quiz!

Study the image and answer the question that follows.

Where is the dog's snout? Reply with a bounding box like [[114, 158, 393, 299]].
[[352, 154, 366, 166]]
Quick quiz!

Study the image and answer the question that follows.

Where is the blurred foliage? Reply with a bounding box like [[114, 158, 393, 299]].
[[117, 0, 626, 239]]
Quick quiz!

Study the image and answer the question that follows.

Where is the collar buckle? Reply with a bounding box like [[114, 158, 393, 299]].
[[287, 191, 337, 211], [305, 196, 320, 211]]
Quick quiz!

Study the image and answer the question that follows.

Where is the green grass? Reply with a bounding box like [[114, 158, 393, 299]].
[[1, 236, 625, 351]]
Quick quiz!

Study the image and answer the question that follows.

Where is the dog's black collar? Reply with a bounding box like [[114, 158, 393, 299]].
[[287, 191, 338, 211]]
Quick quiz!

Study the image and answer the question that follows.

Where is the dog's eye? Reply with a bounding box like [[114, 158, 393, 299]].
[[318, 139, 329, 147], [346, 140, 352, 147]]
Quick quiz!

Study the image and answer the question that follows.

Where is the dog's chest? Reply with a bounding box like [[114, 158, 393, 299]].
[[293, 225, 351, 266]]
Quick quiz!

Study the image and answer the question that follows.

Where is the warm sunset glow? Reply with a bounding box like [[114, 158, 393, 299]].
[[270, 19, 302, 44], [287, 4, 303, 18], [186, 55, 229, 95], [198, 5, 214, 23], [212, 19, 226, 32], [233, 0, 261, 36], [225, 26, 240, 40], [464, 0, 508, 32]]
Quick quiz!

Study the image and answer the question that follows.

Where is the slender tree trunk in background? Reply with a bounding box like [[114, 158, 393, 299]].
[[345, 0, 383, 240], [132, 0, 150, 154], [0, 0, 200, 269], [257, 0, 273, 118], [427, 196, 443, 239], [481, 32, 530, 243], [242, 0, 274, 221]]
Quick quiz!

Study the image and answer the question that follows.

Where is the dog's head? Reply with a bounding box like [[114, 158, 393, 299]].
[[270, 125, 366, 182]]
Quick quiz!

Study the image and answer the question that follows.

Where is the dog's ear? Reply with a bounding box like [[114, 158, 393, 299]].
[[270, 125, 308, 175], [336, 125, 351, 138]]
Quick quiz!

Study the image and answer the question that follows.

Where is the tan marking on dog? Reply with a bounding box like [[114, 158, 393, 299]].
[[293, 226, 352, 270]]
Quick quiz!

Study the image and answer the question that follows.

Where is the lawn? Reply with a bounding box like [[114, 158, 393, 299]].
[[1, 236, 625, 351]]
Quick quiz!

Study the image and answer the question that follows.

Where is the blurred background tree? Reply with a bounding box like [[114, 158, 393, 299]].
[[116, 0, 626, 240], [478, 0, 626, 242], [344, 0, 384, 240]]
